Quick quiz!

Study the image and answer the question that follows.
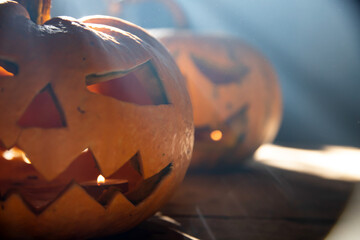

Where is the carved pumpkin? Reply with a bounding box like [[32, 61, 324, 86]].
[[154, 30, 282, 168], [0, 2, 193, 239]]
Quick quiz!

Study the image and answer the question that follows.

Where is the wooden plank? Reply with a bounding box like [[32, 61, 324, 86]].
[[162, 163, 353, 220], [104, 214, 333, 240], [165, 216, 333, 240], [98, 160, 354, 239]]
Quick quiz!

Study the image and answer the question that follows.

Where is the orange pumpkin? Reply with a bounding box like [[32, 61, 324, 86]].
[[0, 2, 193, 239], [154, 30, 282, 168]]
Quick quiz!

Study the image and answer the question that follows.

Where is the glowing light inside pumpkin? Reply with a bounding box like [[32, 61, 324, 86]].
[[97, 174, 105, 185], [3, 149, 17, 160], [0, 66, 14, 77], [2, 147, 31, 164], [210, 130, 223, 141], [22, 153, 31, 164]]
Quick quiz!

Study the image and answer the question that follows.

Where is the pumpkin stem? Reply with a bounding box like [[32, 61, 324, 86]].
[[15, 0, 51, 24]]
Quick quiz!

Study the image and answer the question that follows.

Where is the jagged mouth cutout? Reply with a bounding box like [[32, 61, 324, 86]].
[[195, 104, 249, 144], [0, 147, 172, 214], [0, 59, 172, 214]]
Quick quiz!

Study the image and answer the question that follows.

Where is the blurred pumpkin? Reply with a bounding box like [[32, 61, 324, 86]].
[[0, 1, 193, 239], [154, 30, 282, 168]]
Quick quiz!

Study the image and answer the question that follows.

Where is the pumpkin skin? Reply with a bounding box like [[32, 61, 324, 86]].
[[154, 30, 282, 168], [0, 2, 193, 239]]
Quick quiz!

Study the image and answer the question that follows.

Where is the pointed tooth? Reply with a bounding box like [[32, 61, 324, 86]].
[[54, 149, 101, 183], [124, 163, 172, 205], [44, 184, 106, 214], [129, 152, 143, 176], [0, 127, 20, 149], [90, 141, 138, 177], [1, 193, 37, 228], [107, 191, 136, 210], [17, 129, 88, 181]]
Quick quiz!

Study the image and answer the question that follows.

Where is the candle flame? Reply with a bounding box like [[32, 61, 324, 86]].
[[210, 130, 223, 141], [97, 174, 105, 185], [22, 153, 31, 164], [2, 147, 31, 164]]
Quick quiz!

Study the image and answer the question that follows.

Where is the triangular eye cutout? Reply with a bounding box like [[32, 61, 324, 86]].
[[17, 84, 67, 128], [0, 59, 18, 77], [190, 54, 249, 85], [86, 61, 169, 105]]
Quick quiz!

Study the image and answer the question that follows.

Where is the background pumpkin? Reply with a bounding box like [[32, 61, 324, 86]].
[[154, 30, 282, 168], [0, 1, 193, 239]]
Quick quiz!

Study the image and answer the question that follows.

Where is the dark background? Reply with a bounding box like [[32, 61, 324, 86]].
[[52, 0, 360, 147]]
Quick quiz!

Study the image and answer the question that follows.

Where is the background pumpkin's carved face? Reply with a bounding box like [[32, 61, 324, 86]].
[[155, 31, 282, 168], [0, 2, 193, 239]]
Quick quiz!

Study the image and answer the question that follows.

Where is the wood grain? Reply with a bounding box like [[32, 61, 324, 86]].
[[101, 159, 354, 240]]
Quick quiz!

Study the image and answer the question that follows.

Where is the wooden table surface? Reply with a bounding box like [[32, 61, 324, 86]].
[[100, 157, 354, 240]]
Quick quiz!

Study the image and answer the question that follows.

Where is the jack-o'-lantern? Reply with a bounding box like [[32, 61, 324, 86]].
[[154, 30, 282, 168], [0, 1, 193, 239]]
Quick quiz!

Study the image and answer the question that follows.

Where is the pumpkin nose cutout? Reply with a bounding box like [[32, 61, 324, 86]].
[[17, 84, 67, 128]]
